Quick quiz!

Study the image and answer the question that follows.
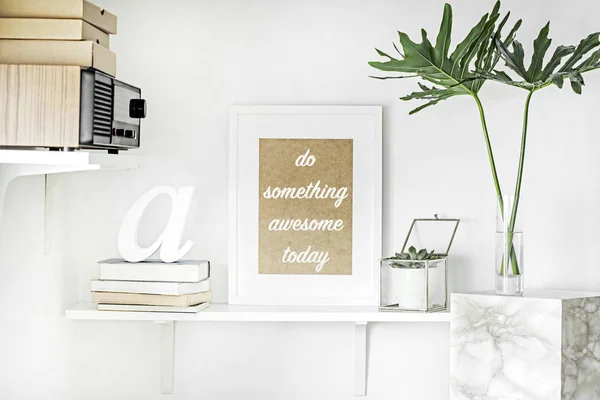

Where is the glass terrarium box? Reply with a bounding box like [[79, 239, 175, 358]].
[[380, 217, 459, 312]]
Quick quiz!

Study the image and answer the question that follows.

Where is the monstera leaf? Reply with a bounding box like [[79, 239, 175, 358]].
[[369, 1, 521, 114], [483, 23, 600, 93]]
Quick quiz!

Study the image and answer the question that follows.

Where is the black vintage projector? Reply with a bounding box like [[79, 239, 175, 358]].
[[0, 65, 146, 153]]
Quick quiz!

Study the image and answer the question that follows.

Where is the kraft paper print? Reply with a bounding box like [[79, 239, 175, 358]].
[[258, 138, 353, 275]]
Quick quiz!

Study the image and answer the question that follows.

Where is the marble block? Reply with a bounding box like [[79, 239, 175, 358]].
[[450, 291, 600, 400]]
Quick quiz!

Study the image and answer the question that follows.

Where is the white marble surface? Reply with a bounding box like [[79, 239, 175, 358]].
[[465, 290, 600, 300], [562, 297, 600, 399], [451, 292, 600, 400]]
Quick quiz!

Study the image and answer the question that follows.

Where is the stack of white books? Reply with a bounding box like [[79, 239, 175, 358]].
[[91, 259, 211, 313]]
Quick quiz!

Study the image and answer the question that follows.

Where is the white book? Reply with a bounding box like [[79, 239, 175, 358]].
[[90, 279, 210, 295], [99, 259, 210, 283], [98, 302, 210, 314], [93, 290, 212, 307]]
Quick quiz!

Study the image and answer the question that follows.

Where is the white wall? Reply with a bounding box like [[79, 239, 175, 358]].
[[1, 0, 600, 398]]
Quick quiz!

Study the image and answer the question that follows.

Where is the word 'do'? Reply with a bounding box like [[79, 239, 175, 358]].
[[295, 149, 316, 167]]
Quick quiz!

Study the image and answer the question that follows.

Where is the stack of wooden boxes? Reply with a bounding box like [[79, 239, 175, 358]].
[[0, 0, 118, 76]]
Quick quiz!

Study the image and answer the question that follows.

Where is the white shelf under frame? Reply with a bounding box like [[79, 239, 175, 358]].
[[66, 303, 449, 396]]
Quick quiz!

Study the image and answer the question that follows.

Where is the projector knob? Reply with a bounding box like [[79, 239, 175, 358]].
[[129, 99, 147, 119]]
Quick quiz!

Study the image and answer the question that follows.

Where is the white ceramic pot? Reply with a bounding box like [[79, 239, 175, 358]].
[[391, 267, 427, 310]]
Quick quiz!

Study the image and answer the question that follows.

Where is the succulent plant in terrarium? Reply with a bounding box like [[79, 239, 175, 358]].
[[385, 246, 442, 269]]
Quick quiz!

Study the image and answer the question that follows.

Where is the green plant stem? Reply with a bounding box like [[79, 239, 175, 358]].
[[473, 95, 504, 208], [504, 89, 535, 275], [473, 94, 520, 276]]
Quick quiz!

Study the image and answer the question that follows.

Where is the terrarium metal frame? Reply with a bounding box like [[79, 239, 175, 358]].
[[400, 216, 460, 256], [379, 216, 459, 313]]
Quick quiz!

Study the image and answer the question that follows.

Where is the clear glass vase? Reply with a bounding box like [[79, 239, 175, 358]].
[[495, 195, 524, 295]]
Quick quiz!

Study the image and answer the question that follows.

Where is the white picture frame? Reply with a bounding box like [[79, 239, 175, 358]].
[[229, 106, 382, 306]]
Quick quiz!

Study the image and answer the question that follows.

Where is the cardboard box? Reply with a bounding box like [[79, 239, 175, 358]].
[[0, 40, 116, 76], [0, 0, 117, 34], [0, 19, 110, 48]]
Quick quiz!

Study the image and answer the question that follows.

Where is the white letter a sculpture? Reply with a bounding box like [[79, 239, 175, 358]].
[[118, 186, 195, 263]]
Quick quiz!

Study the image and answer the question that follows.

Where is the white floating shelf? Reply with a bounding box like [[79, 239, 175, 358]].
[[0, 149, 138, 224], [65, 302, 450, 322], [0, 149, 137, 171], [66, 303, 449, 396]]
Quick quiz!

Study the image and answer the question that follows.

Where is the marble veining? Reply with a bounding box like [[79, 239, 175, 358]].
[[451, 293, 600, 400], [451, 294, 562, 400], [562, 297, 600, 400]]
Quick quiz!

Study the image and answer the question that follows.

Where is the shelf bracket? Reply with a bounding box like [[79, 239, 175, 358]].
[[0, 163, 99, 224], [354, 321, 368, 396], [156, 320, 176, 394]]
